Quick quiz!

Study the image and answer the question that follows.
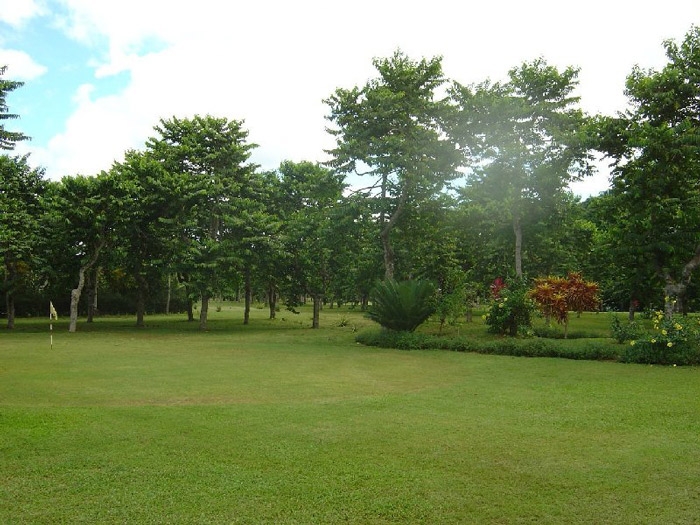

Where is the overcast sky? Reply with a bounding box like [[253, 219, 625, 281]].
[[1, 0, 698, 197]]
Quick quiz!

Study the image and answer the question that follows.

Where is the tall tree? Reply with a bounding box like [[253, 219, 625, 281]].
[[147, 115, 258, 330], [595, 26, 700, 317], [453, 59, 592, 277], [110, 150, 179, 327], [0, 155, 44, 328], [325, 50, 461, 279], [277, 161, 345, 329], [0, 66, 29, 150]]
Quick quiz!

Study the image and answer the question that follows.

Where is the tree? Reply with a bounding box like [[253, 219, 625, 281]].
[[110, 150, 179, 327], [147, 115, 258, 330], [595, 26, 700, 318], [0, 155, 45, 328], [0, 66, 29, 150], [453, 59, 592, 277], [276, 161, 345, 329], [325, 50, 461, 279]]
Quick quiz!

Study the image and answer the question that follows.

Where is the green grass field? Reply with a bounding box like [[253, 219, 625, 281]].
[[2, 306, 699, 523]]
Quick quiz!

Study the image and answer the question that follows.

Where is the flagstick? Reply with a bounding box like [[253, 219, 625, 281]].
[[50, 322, 53, 350]]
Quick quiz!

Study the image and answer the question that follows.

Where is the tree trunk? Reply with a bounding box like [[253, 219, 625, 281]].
[[513, 214, 523, 278], [165, 274, 171, 315], [86, 267, 99, 323], [199, 290, 209, 330], [658, 245, 700, 320], [312, 294, 321, 329], [4, 258, 16, 329], [628, 299, 636, 322], [69, 268, 86, 333], [361, 294, 368, 311], [244, 267, 251, 325], [466, 308, 473, 323], [69, 243, 104, 333], [380, 226, 396, 280], [136, 274, 146, 327], [184, 282, 194, 322], [268, 283, 276, 320], [379, 189, 409, 281]]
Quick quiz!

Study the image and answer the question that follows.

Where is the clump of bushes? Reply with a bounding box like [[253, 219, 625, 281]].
[[616, 310, 700, 365]]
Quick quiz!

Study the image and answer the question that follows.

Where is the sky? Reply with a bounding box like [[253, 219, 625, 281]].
[[1, 0, 698, 198]]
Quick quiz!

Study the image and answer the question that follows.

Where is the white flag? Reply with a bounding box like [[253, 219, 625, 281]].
[[49, 301, 58, 320]]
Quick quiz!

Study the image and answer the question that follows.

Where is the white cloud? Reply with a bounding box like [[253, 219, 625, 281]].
[[0, 0, 45, 27], [25, 0, 700, 195], [0, 49, 47, 80]]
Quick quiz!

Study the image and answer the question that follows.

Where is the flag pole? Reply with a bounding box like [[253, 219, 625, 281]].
[[49, 301, 57, 350]]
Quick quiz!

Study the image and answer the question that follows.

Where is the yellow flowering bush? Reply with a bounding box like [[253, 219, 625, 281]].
[[622, 311, 700, 365]]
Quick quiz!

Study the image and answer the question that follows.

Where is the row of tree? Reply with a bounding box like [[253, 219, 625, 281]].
[[2, 27, 699, 330]]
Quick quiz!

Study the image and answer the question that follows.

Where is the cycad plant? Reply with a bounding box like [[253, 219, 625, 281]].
[[367, 279, 436, 332]]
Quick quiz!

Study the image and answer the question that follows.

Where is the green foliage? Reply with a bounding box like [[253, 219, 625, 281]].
[[367, 279, 436, 332], [433, 267, 474, 331], [594, 27, 700, 313], [452, 58, 591, 277], [610, 315, 643, 344], [145, 115, 262, 329], [484, 279, 534, 336], [0, 154, 45, 326], [325, 50, 461, 278], [0, 66, 29, 149]]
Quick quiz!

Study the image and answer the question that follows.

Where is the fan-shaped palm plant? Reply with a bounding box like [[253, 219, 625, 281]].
[[367, 279, 436, 332]]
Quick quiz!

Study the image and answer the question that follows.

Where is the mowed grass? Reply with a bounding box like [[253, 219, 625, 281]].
[[1, 306, 699, 523]]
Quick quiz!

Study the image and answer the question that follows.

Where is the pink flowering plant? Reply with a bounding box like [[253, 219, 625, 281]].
[[484, 278, 534, 337]]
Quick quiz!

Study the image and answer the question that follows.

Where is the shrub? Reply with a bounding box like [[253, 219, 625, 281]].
[[367, 279, 436, 332], [484, 278, 534, 336], [529, 273, 600, 338], [355, 329, 620, 361], [610, 315, 643, 343], [621, 311, 700, 365]]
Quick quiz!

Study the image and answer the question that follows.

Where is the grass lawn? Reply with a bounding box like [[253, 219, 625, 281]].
[[1, 305, 699, 523]]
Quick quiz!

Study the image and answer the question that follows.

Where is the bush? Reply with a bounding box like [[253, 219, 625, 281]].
[[620, 311, 700, 365], [356, 329, 620, 361], [484, 278, 534, 336], [367, 279, 436, 332], [610, 315, 643, 343]]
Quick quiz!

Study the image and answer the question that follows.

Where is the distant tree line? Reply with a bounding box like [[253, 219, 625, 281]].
[[2, 26, 699, 330]]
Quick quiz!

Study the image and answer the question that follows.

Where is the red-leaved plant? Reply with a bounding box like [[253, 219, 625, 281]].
[[528, 272, 600, 338]]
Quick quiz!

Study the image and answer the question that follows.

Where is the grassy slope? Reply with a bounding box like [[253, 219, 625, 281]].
[[1, 306, 699, 523]]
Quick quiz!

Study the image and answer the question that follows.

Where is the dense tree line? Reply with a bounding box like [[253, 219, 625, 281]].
[[2, 26, 700, 330]]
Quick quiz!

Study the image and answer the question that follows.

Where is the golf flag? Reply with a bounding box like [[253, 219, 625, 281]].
[[49, 302, 57, 350]]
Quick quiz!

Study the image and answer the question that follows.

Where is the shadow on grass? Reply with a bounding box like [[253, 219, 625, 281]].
[[2, 306, 371, 336]]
